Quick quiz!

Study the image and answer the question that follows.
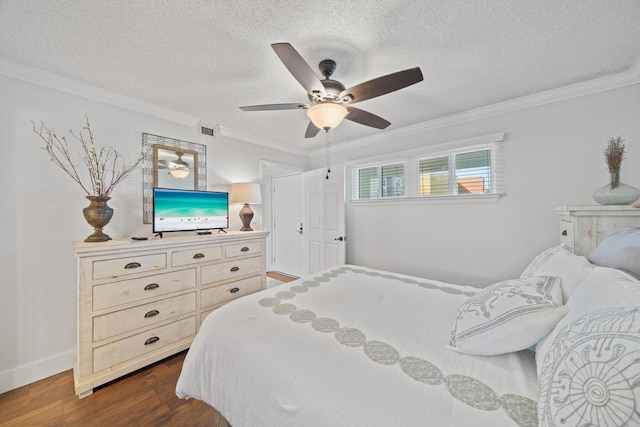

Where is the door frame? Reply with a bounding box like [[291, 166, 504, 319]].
[[260, 160, 306, 273]]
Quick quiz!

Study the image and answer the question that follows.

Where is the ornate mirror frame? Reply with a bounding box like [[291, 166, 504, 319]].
[[142, 133, 206, 224]]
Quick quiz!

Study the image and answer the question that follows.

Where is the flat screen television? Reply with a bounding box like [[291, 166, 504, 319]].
[[153, 188, 228, 235]]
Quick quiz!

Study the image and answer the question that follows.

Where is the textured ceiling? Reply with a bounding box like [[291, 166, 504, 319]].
[[1, 1, 640, 151]]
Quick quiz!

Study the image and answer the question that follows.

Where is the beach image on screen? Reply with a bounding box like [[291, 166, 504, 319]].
[[154, 189, 228, 231]]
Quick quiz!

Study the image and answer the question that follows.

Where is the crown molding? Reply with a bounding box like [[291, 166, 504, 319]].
[[310, 62, 640, 158], [3, 56, 638, 158], [0, 58, 199, 126], [215, 125, 309, 157]]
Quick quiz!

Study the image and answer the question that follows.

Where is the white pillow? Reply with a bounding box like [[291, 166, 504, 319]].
[[588, 227, 640, 279], [535, 266, 640, 378], [448, 276, 567, 356], [537, 307, 640, 427], [521, 245, 595, 303]]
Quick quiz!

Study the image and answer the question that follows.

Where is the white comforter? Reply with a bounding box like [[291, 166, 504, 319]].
[[176, 266, 538, 427]]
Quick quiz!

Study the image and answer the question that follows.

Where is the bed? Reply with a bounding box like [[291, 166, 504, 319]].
[[176, 227, 640, 427]]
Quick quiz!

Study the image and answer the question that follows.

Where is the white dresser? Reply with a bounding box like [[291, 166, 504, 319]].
[[73, 231, 268, 397], [555, 205, 640, 256]]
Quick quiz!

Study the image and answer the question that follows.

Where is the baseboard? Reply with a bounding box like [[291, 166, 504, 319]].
[[0, 349, 75, 394]]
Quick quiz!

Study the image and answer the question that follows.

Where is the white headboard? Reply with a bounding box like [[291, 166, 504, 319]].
[[555, 205, 640, 257]]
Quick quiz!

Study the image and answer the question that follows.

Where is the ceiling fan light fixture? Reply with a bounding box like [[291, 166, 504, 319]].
[[307, 103, 348, 131], [169, 167, 190, 179]]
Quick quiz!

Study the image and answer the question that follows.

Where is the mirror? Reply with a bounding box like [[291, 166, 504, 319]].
[[142, 133, 206, 223], [154, 145, 198, 189]]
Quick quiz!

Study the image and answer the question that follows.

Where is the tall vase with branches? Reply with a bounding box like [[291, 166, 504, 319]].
[[33, 114, 143, 241], [592, 136, 640, 205]]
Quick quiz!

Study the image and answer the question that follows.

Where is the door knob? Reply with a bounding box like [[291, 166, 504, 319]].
[[334, 236, 345, 241], [298, 223, 303, 234]]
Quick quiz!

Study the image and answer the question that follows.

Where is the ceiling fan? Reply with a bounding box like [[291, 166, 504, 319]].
[[158, 152, 191, 179], [240, 43, 424, 138]]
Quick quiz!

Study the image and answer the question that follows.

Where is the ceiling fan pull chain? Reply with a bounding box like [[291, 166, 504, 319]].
[[325, 130, 331, 179]]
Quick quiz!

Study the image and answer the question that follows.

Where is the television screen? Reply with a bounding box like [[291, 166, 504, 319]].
[[153, 188, 228, 233]]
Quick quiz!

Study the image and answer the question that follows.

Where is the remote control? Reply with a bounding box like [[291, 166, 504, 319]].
[[131, 236, 148, 241]]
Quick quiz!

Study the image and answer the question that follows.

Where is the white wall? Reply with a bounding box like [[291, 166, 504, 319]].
[[312, 83, 640, 287], [0, 72, 308, 393]]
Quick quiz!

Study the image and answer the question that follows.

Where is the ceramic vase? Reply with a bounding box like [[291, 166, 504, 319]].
[[592, 170, 640, 205], [82, 195, 114, 242]]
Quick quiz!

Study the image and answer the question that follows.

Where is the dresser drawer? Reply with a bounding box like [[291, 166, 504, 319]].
[[201, 256, 262, 284], [201, 275, 262, 309], [93, 316, 196, 373], [172, 245, 222, 267], [93, 253, 166, 280], [93, 268, 196, 311], [225, 240, 263, 258], [93, 292, 196, 342]]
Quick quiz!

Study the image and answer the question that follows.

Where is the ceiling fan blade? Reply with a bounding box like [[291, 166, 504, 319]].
[[240, 103, 308, 112], [305, 121, 321, 138], [339, 67, 423, 104], [271, 43, 326, 98], [345, 107, 391, 129]]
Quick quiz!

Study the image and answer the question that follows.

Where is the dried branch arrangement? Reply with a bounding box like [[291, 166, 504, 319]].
[[603, 136, 626, 173], [602, 135, 628, 189], [32, 114, 143, 197]]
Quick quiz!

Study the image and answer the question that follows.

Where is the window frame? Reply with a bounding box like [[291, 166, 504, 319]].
[[346, 133, 504, 204]]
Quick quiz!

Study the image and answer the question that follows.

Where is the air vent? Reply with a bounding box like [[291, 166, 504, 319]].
[[201, 126, 215, 137]]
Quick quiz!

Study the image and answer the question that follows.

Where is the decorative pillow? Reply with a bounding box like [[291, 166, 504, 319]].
[[537, 307, 640, 427], [521, 245, 595, 303], [535, 266, 640, 377], [588, 227, 640, 279], [448, 276, 567, 356]]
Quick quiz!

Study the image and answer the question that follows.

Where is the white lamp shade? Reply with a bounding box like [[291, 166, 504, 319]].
[[306, 103, 348, 130], [230, 182, 262, 205]]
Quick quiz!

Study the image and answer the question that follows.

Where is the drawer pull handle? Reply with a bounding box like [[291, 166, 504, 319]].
[[144, 309, 160, 318], [561, 230, 568, 236], [124, 262, 141, 269], [240, 246, 250, 252], [230, 287, 240, 293], [230, 266, 240, 272], [193, 253, 205, 259], [144, 336, 160, 345], [144, 283, 159, 291]]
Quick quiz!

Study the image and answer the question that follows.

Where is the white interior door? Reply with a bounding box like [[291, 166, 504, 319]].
[[272, 173, 305, 277], [306, 166, 346, 274]]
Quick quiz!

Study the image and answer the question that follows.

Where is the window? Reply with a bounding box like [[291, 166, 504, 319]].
[[357, 166, 378, 199], [419, 157, 449, 195], [348, 133, 504, 202], [381, 164, 404, 197], [353, 162, 405, 199], [419, 149, 492, 196]]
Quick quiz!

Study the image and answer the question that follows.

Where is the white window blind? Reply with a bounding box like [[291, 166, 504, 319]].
[[348, 133, 505, 202], [381, 164, 405, 197], [353, 162, 405, 199], [357, 166, 378, 199], [418, 157, 449, 195]]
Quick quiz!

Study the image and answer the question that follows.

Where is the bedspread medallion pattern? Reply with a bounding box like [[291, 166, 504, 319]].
[[538, 307, 640, 427], [258, 267, 538, 427]]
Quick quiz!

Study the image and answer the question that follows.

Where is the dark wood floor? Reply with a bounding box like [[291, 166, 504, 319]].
[[0, 272, 296, 427], [0, 351, 227, 427]]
